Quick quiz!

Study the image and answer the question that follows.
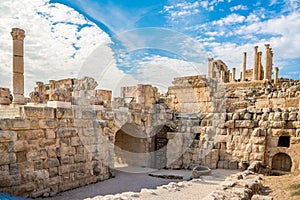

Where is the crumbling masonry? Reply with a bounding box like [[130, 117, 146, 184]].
[[0, 28, 299, 198]]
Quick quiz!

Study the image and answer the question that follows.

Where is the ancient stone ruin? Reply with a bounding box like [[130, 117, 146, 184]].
[[0, 28, 299, 199]]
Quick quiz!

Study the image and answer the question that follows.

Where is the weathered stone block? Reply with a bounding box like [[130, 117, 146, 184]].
[[45, 129, 56, 139], [71, 137, 82, 146], [17, 129, 45, 140], [56, 128, 77, 138], [56, 108, 73, 119], [0, 131, 17, 142], [22, 106, 55, 119], [14, 140, 28, 152], [235, 120, 255, 128], [27, 149, 48, 161], [0, 153, 16, 165], [44, 158, 60, 168], [269, 121, 286, 128], [11, 119, 31, 130], [39, 119, 57, 129]]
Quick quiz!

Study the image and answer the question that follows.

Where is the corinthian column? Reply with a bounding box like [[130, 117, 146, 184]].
[[274, 67, 279, 86], [252, 46, 258, 80], [241, 52, 247, 81], [11, 28, 26, 104], [257, 52, 262, 80], [264, 44, 270, 80]]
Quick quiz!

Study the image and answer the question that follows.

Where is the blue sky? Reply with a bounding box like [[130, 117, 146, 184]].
[[51, 0, 300, 81], [0, 0, 299, 96]]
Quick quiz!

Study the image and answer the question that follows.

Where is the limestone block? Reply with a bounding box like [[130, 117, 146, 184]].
[[251, 128, 266, 137], [288, 112, 297, 121], [71, 137, 82, 146], [22, 106, 55, 119], [39, 119, 57, 129], [47, 101, 71, 108], [235, 120, 255, 128], [27, 149, 48, 161], [11, 119, 31, 130], [269, 121, 286, 128], [0, 130, 17, 142], [14, 140, 28, 152], [39, 138, 56, 147], [58, 146, 76, 157], [56, 108, 73, 119], [0, 97, 11, 105], [17, 129, 45, 140], [271, 128, 295, 136], [0, 153, 16, 165], [56, 128, 77, 138], [251, 137, 266, 144]]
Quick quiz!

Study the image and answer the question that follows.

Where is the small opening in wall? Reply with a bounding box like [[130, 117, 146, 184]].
[[195, 133, 200, 140], [278, 136, 290, 147]]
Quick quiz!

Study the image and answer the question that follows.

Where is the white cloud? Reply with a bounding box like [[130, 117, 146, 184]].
[[164, 1, 201, 21], [212, 13, 246, 26], [230, 5, 248, 12], [0, 0, 110, 96], [133, 55, 207, 93]]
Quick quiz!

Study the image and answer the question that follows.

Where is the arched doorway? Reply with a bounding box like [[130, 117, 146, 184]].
[[272, 153, 292, 172], [114, 123, 149, 167], [153, 126, 172, 169]]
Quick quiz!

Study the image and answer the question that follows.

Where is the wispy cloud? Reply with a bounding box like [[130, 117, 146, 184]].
[[212, 13, 246, 26], [230, 5, 248, 12]]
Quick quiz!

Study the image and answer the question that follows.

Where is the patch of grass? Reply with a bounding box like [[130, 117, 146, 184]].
[[290, 183, 300, 197], [291, 190, 300, 196], [290, 183, 300, 190]]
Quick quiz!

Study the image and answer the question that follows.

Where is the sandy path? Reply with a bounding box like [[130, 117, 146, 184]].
[[41, 168, 237, 200]]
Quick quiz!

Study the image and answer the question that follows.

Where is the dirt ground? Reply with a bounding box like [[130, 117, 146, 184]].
[[41, 167, 238, 200], [263, 174, 300, 200]]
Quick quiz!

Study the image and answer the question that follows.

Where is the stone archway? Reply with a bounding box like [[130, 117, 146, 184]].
[[153, 125, 172, 169], [272, 153, 292, 172], [114, 123, 150, 167]]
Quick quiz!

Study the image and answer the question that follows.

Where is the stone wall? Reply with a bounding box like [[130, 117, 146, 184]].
[[120, 84, 160, 108], [0, 106, 113, 198], [0, 88, 12, 105], [166, 108, 300, 174], [167, 75, 215, 113]]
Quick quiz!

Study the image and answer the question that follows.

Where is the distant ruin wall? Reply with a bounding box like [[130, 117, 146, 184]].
[[0, 106, 113, 198], [167, 108, 300, 174]]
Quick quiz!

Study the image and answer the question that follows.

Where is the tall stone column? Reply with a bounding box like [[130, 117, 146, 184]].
[[11, 28, 26, 104], [264, 44, 270, 80], [268, 49, 273, 80], [252, 46, 258, 80], [257, 52, 262, 80], [274, 67, 279, 86], [241, 52, 247, 81], [231, 68, 236, 82]]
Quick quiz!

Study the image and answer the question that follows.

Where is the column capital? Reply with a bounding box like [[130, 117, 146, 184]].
[[11, 28, 25, 40], [265, 44, 270, 49]]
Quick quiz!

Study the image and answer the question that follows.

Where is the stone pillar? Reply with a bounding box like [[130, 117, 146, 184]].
[[264, 44, 270, 80], [257, 52, 262, 80], [11, 28, 26, 104], [274, 67, 279, 86], [241, 52, 247, 81], [252, 46, 258, 80], [231, 68, 236, 82], [268, 49, 273, 80]]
